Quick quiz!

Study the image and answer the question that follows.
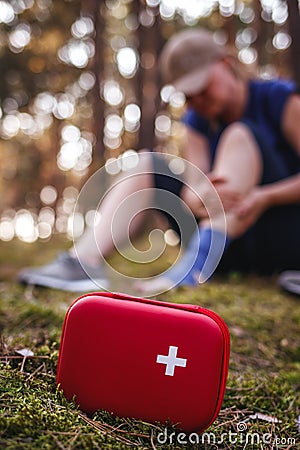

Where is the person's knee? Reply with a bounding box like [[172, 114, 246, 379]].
[[213, 121, 262, 194], [217, 122, 262, 168], [112, 151, 154, 192], [220, 121, 257, 146]]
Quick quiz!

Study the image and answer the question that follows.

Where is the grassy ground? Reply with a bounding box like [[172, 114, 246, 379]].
[[0, 238, 299, 449]]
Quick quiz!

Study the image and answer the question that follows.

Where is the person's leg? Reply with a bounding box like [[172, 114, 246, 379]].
[[176, 123, 263, 278], [18, 152, 193, 291], [137, 122, 264, 293], [248, 204, 300, 272], [72, 152, 154, 267], [18, 152, 156, 291]]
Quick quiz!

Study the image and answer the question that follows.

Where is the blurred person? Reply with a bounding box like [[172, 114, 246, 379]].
[[18, 28, 300, 294]]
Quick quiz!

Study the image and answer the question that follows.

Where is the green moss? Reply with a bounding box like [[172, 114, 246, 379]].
[[0, 239, 299, 449]]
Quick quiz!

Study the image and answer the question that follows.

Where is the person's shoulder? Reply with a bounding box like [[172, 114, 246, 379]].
[[249, 78, 296, 96], [249, 78, 297, 125]]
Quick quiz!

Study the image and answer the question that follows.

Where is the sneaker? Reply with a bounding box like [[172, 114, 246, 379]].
[[278, 271, 300, 296], [18, 252, 109, 292]]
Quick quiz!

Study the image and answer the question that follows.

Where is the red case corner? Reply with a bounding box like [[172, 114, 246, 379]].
[[56, 292, 230, 433]]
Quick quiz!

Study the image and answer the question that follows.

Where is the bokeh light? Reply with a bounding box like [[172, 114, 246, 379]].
[[14, 210, 38, 243], [71, 16, 94, 39], [53, 94, 75, 120], [124, 103, 141, 132], [104, 114, 124, 139], [103, 80, 124, 106], [116, 47, 138, 78], [78, 72, 96, 91], [0, 0, 296, 245], [273, 31, 291, 50], [121, 149, 139, 171], [238, 47, 258, 65], [0, 219, 14, 241], [160, 85, 175, 103], [67, 212, 85, 239], [40, 186, 58, 205], [0, 1, 15, 24], [58, 39, 95, 68], [105, 157, 122, 175], [155, 114, 171, 138], [164, 229, 180, 247], [1, 114, 20, 138]]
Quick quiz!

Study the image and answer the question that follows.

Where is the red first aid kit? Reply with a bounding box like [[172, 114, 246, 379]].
[[56, 292, 230, 433]]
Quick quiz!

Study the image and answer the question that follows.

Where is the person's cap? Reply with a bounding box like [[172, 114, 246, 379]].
[[159, 28, 226, 97]]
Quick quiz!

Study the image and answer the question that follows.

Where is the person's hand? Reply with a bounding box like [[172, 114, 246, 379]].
[[181, 174, 241, 218], [234, 186, 270, 228], [208, 174, 242, 213]]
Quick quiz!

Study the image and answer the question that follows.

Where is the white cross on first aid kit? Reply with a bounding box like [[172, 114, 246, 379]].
[[156, 346, 187, 376]]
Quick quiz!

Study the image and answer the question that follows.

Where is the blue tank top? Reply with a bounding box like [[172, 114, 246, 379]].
[[182, 79, 300, 174]]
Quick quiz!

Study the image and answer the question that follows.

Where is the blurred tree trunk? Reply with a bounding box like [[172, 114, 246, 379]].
[[223, 12, 238, 46], [253, 1, 265, 67], [82, 0, 105, 162], [287, 0, 300, 86], [136, 4, 164, 150]]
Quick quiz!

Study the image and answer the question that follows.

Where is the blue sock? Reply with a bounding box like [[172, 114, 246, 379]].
[[164, 227, 230, 286]]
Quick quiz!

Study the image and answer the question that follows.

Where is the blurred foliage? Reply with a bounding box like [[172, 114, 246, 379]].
[[0, 0, 298, 244]]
